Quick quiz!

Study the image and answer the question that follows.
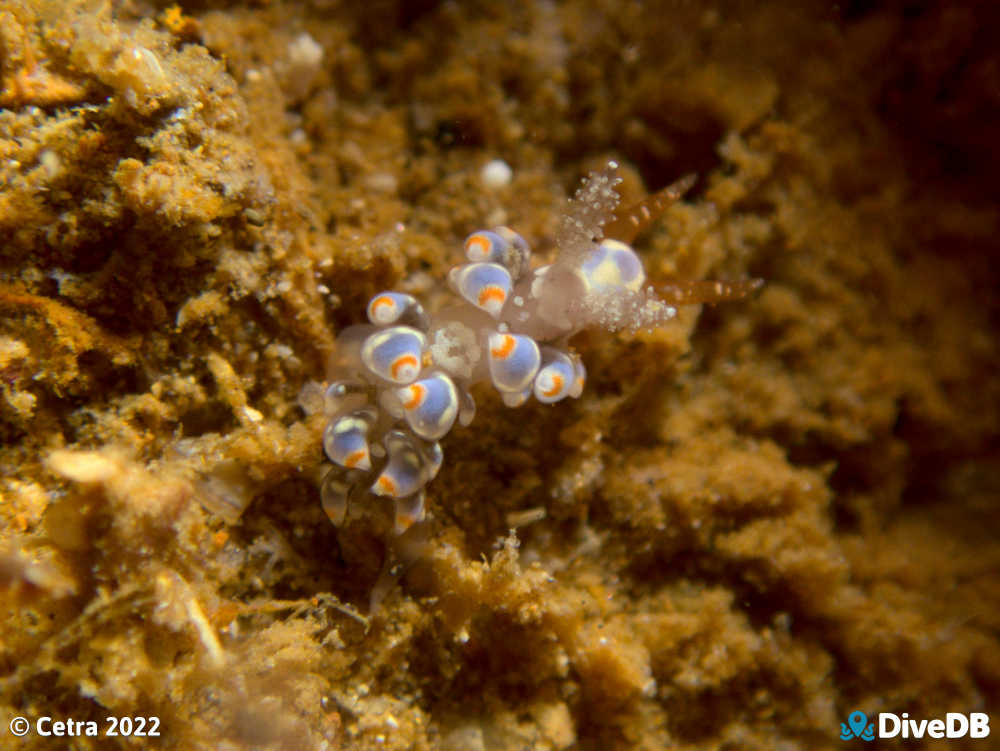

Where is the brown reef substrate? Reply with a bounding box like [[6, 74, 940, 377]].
[[1, 1, 998, 749]]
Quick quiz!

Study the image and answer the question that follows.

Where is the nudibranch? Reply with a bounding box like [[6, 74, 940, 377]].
[[320, 163, 762, 534]]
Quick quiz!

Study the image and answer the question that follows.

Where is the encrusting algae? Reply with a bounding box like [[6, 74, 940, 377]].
[[1, 1, 999, 750]]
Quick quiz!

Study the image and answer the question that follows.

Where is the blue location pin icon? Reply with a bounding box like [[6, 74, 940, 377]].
[[848, 711, 868, 738]]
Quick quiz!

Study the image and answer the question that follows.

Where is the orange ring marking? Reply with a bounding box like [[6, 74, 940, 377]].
[[376, 475, 398, 495], [344, 449, 368, 468], [390, 354, 419, 381], [464, 234, 490, 259], [490, 334, 515, 359], [478, 285, 506, 308], [541, 373, 564, 398], [402, 383, 425, 410]]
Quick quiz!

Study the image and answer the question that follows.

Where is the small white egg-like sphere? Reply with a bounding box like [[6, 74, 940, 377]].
[[481, 159, 512, 188]]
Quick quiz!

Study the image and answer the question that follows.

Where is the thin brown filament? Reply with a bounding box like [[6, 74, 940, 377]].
[[603, 174, 697, 244], [654, 278, 765, 306]]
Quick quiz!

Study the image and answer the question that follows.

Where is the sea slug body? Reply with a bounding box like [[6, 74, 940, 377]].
[[319, 163, 762, 533]]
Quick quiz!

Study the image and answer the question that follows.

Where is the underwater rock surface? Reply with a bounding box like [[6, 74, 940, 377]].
[[1, 1, 997, 749]]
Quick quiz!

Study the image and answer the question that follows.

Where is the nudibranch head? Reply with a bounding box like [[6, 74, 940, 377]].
[[581, 238, 646, 294]]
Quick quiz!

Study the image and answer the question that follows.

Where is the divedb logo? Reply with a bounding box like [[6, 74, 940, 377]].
[[840, 710, 991, 741]]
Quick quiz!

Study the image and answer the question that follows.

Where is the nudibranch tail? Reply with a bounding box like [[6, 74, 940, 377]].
[[321, 466, 365, 526], [318, 162, 761, 531]]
